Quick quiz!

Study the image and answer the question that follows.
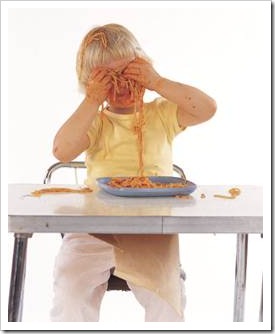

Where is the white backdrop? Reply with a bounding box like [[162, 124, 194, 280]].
[[2, 1, 271, 330]]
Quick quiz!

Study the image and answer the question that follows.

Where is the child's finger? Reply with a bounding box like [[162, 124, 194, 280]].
[[130, 57, 148, 66], [88, 67, 108, 82], [124, 66, 142, 76], [93, 69, 108, 81], [124, 64, 141, 72], [88, 68, 101, 78], [102, 76, 112, 86]]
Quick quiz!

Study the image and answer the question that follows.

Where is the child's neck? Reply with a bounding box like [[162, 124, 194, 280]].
[[107, 105, 140, 115]]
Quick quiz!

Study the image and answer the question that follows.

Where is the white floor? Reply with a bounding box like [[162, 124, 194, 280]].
[[6, 233, 264, 329]]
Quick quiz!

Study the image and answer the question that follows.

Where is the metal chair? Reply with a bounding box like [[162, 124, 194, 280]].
[[43, 161, 186, 291], [43, 161, 187, 185]]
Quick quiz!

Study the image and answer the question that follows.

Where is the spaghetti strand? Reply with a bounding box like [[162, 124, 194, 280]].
[[30, 187, 93, 197], [105, 69, 145, 176]]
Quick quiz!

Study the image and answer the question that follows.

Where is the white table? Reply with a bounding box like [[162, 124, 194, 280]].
[[8, 184, 263, 322]]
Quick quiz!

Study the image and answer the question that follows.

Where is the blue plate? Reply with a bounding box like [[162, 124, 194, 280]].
[[96, 176, 197, 197]]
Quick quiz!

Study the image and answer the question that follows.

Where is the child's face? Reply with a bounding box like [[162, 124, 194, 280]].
[[103, 58, 145, 108]]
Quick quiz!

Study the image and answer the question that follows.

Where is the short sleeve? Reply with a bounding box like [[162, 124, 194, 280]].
[[153, 97, 186, 142], [86, 113, 102, 155]]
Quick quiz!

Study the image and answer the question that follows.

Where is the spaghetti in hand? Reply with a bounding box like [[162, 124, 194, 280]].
[[123, 58, 162, 91], [86, 68, 112, 105]]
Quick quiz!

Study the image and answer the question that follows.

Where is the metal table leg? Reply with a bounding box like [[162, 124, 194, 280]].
[[233, 233, 248, 322], [8, 233, 32, 322], [259, 233, 263, 322], [259, 276, 263, 322]]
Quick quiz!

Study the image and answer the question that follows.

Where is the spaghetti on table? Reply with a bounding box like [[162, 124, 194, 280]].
[[214, 187, 241, 199], [30, 187, 92, 197]]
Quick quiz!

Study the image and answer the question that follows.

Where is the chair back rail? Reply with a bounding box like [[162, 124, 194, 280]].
[[44, 161, 186, 184]]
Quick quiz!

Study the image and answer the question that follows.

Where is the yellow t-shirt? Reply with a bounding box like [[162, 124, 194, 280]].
[[85, 97, 185, 186]]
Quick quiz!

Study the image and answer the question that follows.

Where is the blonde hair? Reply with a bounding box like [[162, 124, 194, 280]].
[[76, 23, 151, 91]]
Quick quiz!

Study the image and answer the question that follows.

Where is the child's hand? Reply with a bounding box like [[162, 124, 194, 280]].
[[123, 58, 162, 91], [86, 68, 112, 105]]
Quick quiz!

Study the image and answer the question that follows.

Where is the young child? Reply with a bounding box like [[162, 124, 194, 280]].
[[51, 23, 216, 322]]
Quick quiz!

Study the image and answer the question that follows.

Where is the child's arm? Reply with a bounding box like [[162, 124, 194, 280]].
[[124, 58, 217, 127], [153, 78, 217, 128], [53, 69, 111, 162]]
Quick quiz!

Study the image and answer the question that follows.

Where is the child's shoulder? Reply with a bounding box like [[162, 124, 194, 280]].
[[145, 97, 176, 113], [145, 97, 166, 110]]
